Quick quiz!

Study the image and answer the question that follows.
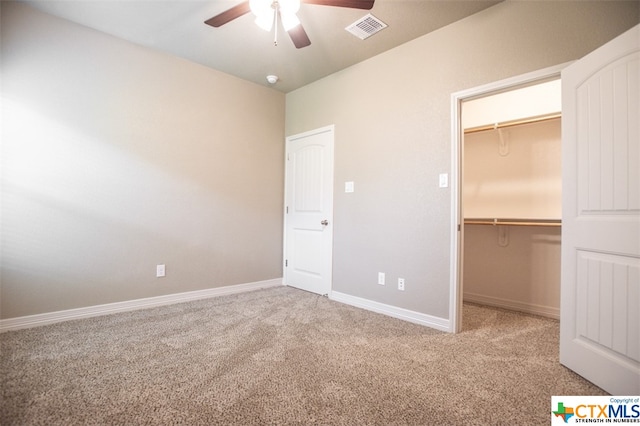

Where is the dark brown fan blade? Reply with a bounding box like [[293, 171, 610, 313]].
[[302, 0, 374, 9], [288, 24, 311, 49], [204, 2, 251, 27]]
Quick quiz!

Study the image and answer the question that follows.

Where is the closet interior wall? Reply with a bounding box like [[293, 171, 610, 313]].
[[463, 117, 562, 319]]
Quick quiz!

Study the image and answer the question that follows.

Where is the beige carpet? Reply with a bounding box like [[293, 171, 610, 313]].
[[1, 286, 604, 425]]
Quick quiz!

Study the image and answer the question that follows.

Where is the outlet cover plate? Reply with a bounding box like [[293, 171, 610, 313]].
[[439, 173, 449, 188]]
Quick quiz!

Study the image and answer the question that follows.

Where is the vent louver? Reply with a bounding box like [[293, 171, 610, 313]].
[[345, 13, 387, 40]]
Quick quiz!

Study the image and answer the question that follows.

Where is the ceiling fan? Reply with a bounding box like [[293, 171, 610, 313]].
[[205, 0, 375, 49]]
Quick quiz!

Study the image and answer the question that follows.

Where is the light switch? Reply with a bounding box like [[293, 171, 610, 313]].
[[439, 173, 449, 188], [345, 181, 355, 193]]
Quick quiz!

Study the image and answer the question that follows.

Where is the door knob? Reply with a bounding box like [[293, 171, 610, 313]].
[[321, 220, 329, 226]]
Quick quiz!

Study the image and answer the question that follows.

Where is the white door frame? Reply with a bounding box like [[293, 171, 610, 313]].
[[449, 62, 572, 333]]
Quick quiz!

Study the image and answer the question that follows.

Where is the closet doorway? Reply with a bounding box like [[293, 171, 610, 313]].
[[449, 64, 568, 333], [462, 79, 562, 321]]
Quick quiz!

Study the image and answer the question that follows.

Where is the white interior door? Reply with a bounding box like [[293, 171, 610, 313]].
[[561, 24, 639, 395], [284, 125, 334, 295]]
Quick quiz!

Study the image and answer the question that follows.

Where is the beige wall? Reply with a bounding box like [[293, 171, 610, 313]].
[[1, 3, 285, 318], [463, 225, 561, 317], [285, 1, 639, 319]]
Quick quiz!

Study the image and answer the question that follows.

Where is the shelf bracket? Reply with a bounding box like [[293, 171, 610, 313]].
[[497, 225, 509, 247], [496, 127, 509, 156]]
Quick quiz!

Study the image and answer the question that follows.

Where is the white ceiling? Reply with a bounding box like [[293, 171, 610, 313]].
[[22, 0, 502, 93]]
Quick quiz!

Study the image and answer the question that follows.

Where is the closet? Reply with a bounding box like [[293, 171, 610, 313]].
[[462, 80, 562, 319]]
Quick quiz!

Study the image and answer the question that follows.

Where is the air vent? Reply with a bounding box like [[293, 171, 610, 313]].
[[345, 13, 387, 40]]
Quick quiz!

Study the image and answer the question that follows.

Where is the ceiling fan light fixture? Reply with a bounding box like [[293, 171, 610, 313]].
[[207, 0, 374, 49], [250, 0, 274, 31], [249, 0, 272, 16], [280, 12, 300, 31], [250, 0, 300, 32], [279, 0, 300, 15], [254, 12, 274, 31]]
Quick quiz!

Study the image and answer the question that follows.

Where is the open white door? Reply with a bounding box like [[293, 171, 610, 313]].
[[561, 24, 639, 394], [284, 125, 334, 296]]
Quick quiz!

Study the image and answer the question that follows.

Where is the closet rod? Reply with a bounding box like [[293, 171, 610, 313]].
[[464, 218, 562, 227], [464, 112, 561, 135]]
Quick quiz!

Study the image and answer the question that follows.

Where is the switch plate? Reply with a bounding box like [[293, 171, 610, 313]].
[[345, 181, 355, 193], [156, 264, 166, 278], [378, 272, 385, 285], [439, 173, 449, 188], [398, 278, 405, 291]]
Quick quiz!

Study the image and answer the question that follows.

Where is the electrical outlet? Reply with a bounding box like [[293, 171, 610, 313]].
[[398, 278, 405, 291], [378, 272, 385, 285], [156, 264, 166, 278]]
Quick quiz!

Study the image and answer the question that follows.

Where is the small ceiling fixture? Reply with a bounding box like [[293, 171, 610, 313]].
[[266, 74, 279, 84]]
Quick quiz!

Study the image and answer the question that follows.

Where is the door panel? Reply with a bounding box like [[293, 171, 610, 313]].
[[284, 126, 334, 295], [561, 24, 640, 394], [292, 229, 323, 274], [576, 251, 639, 361]]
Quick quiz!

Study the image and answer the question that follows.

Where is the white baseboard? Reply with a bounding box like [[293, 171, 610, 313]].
[[0, 278, 283, 333], [330, 291, 452, 332], [463, 292, 559, 320]]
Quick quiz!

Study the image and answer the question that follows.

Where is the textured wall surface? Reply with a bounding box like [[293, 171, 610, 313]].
[[1, 2, 286, 318], [285, 1, 639, 319]]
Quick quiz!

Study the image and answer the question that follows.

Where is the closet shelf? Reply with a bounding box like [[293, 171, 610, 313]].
[[464, 218, 561, 227], [464, 112, 561, 135]]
